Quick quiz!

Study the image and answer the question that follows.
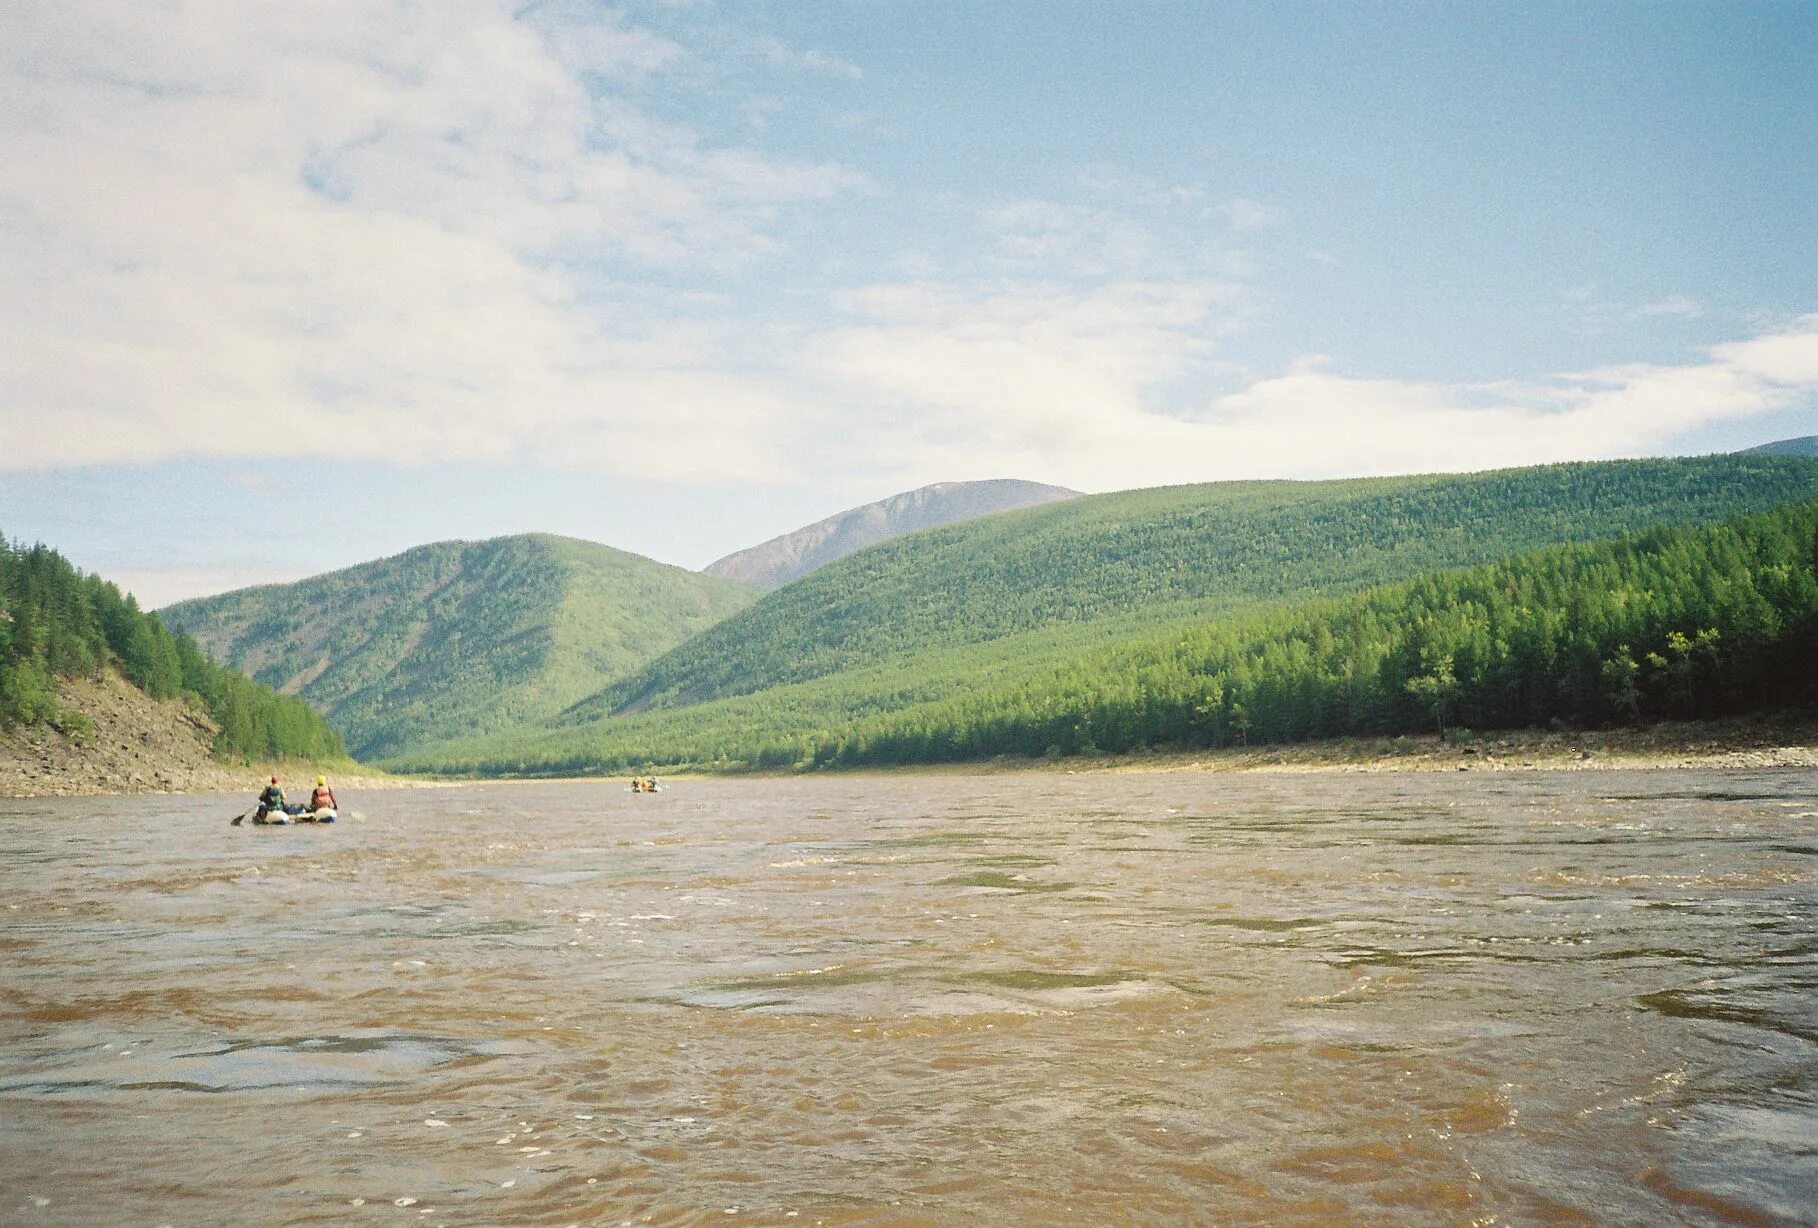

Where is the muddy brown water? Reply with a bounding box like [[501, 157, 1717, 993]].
[[1, 770, 1815, 1226]]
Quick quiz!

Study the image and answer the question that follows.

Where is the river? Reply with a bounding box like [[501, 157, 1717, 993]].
[[1, 769, 1814, 1226]]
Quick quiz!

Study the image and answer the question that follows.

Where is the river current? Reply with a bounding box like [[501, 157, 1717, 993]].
[[1, 769, 1814, 1226]]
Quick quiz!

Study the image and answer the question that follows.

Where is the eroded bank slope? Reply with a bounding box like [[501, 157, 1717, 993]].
[[0, 672, 399, 798]]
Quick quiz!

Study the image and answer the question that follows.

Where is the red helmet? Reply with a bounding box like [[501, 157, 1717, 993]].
[[270, 776, 279, 784]]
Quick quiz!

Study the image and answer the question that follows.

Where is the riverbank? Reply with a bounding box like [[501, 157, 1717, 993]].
[[0, 672, 428, 798], [454, 711, 1818, 783], [8, 675, 1812, 799], [1014, 711, 1818, 776]]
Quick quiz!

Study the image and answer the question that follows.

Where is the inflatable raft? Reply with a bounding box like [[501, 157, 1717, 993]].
[[251, 808, 335, 825]]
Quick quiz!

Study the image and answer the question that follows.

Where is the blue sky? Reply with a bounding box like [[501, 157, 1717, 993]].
[[1, 0, 1814, 606]]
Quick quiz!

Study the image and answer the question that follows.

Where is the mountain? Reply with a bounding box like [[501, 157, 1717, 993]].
[[1741, 435, 1818, 458], [703, 479, 1080, 589], [386, 453, 1818, 775], [162, 534, 754, 760], [592, 456, 1818, 717]]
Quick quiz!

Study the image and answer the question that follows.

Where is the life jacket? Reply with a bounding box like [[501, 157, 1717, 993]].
[[259, 785, 284, 808], [310, 786, 335, 810]]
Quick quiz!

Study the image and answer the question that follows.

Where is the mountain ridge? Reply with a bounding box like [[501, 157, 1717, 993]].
[[1741, 435, 1818, 458], [703, 478, 1080, 589], [591, 456, 1818, 721]]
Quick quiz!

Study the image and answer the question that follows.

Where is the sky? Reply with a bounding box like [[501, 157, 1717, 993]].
[[1, 0, 1815, 608]]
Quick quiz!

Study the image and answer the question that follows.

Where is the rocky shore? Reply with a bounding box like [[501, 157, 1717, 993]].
[[0, 673, 416, 798]]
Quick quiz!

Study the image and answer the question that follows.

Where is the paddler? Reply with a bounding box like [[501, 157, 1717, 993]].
[[308, 774, 337, 814], [256, 775, 285, 821]]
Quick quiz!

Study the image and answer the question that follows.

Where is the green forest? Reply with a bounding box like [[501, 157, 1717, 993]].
[[387, 456, 1818, 777], [0, 537, 346, 761], [587, 455, 1818, 720], [163, 534, 754, 759], [817, 497, 1818, 765], [400, 497, 1818, 774]]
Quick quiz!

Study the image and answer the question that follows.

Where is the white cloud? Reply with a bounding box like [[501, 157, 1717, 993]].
[[1076, 170, 1203, 211], [982, 189, 1256, 287], [0, 0, 859, 479], [749, 36, 863, 80], [808, 280, 1236, 461], [801, 279, 1246, 490], [1635, 294, 1703, 319], [534, 3, 688, 78], [2, 2, 1811, 500], [985, 200, 1157, 276], [809, 304, 1818, 491]]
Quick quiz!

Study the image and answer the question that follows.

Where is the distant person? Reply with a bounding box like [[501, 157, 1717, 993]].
[[308, 775, 337, 813], [256, 775, 285, 820]]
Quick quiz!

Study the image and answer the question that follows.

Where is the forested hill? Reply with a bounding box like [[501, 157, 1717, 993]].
[[1742, 435, 1818, 458], [0, 537, 344, 761], [819, 496, 1818, 766], [161, 534, 754, 760], [378, 454, 1818, 776], [703, 479, 1081, 589], [579, 456, 1818, 724]]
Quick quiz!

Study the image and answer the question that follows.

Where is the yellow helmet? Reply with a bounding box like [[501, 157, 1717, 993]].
[[316, 775, 326, 786]]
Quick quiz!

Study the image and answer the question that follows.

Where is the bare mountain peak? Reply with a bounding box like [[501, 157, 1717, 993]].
[[705, 478, 1081, 589]]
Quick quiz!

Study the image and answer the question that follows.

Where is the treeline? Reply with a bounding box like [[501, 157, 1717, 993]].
[[0, 537, 346, 761], [815, 499, 1818, 766]]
